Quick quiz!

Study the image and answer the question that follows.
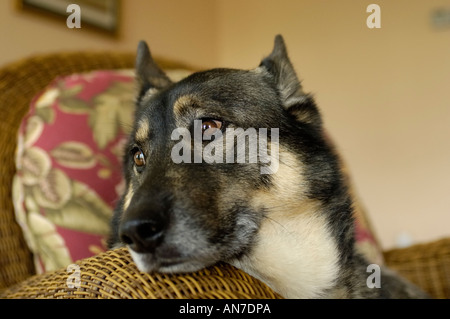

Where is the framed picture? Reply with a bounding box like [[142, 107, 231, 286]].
[[18, 0, 120, 35]]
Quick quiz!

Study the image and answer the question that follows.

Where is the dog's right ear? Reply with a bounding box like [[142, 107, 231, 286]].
[[260, 35, 322, 128], [135, 41, 172, 98]]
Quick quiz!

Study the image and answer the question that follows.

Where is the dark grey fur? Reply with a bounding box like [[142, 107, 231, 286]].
[[108, 35, 429, 299]]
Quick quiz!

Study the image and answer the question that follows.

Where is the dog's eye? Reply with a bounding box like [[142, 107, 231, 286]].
[[202, 119, 223, 137], [133, 149, 146, 167]]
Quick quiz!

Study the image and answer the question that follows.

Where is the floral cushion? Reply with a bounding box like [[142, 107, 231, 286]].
[[13, 69, 190, 273], [13, 68, 382, 275]]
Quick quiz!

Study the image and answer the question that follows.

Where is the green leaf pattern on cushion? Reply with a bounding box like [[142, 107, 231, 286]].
[[13, 70, 143, 273]]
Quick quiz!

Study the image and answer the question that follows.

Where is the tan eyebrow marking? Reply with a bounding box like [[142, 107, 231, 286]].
[[135, 117, 150, 143], [140, 87, 159, 105], [172, 94, 200, 117]]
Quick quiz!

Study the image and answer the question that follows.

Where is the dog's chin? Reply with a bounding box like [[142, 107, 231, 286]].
[[128, 249, 213, 274]]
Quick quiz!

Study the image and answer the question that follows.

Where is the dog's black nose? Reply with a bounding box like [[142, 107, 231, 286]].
[[118, 189, 171, 253], [120, 218, 165, 253]]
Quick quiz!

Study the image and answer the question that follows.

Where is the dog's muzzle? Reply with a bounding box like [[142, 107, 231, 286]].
[[117, 193, 218, 273], [119, 194, 170, 254]]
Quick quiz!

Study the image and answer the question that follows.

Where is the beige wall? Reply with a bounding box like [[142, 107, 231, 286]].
[[214, 0, 450, 250], [1, 0, 449, 250]]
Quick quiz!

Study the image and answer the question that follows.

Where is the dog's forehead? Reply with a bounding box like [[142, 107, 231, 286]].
[[134, 67, 279, 140], [169, 68, 275, 112], [175, 68, 268, 93]]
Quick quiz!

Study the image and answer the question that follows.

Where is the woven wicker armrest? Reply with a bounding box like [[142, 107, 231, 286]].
[[0, 247, 282, 299], [383, 238, 450, 299]]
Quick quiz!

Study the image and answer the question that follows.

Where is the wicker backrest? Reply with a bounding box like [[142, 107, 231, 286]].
[[383, 238, 450, 299], [0, 51, 176, 289]]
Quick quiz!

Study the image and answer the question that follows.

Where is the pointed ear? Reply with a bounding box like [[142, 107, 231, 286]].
[[260, 35, 321, 127], [260, 35, 304, 106], [136, 41, 172, 95]]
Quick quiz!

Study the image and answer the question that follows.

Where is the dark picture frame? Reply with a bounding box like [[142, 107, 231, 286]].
[[18, 0, 120, 36]]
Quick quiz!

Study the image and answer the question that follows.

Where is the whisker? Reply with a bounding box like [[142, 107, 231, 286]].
[[262, 214, 288, 231]]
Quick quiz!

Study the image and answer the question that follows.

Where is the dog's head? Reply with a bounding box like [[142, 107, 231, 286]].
[[109, 35, 347, 277]]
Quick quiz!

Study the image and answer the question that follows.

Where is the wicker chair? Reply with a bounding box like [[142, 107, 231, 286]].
[[0, 52, 449, 299]]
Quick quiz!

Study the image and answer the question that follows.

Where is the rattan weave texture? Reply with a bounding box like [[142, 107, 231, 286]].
[[0, 247, 282, 299], [383, 238, 450, 299]]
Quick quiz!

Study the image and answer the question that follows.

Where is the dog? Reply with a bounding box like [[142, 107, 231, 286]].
[[108, 35, 429, 299]]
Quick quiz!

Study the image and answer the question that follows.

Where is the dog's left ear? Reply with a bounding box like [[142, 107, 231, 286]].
[[260, 35, 321, 128], [135, 41, 172, 96]]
